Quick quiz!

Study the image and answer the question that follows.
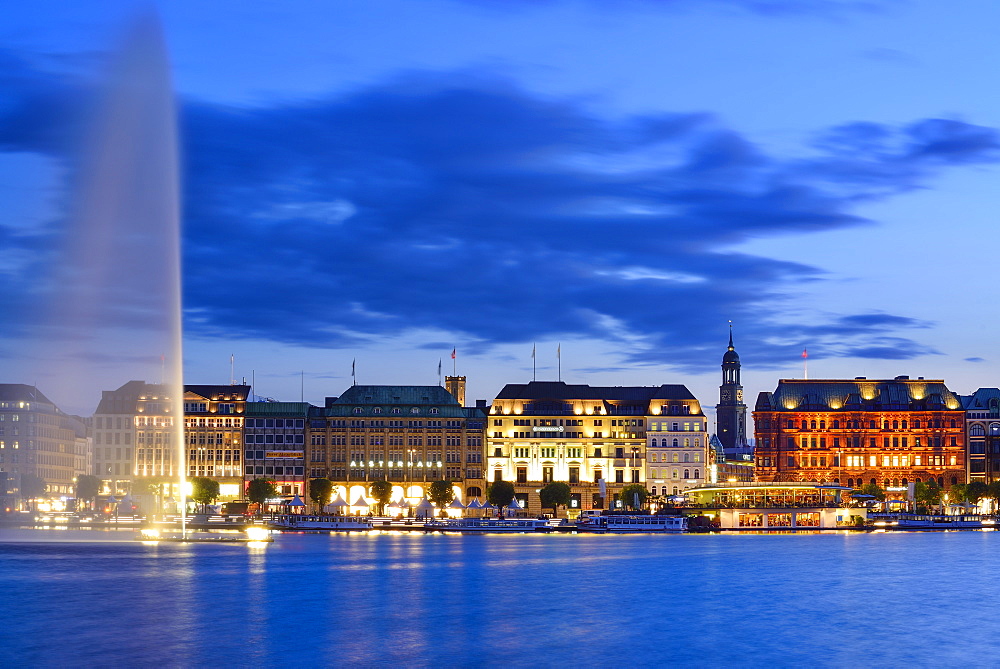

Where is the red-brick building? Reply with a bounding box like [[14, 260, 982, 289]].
[[753, 376, 966, 490]]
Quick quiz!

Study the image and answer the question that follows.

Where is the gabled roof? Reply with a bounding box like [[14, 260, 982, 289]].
[[491, 381, 701, 414], [185, 385, 251, 401], [755, 378, 963, 412], [0, 384, 55, 406]]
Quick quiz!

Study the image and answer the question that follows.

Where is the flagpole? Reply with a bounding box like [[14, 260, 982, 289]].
[[230, 354, 234, 386], [532, 343, 536, 382], [557, 343, 561, 382], [453, 347, 457, 376], [803, 347, 808, 379], [438, 358, 442, 386]]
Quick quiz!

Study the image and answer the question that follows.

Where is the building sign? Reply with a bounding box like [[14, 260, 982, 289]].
[[265, 451, 304, 459], [533, 426, 564, 432]]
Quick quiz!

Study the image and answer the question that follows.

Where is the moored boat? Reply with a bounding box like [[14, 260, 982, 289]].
[[577, 514, 687, 533]]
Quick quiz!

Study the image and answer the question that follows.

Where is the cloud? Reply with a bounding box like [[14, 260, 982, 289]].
[[965, 357, 986, 363], [0, 55, 996, 374]]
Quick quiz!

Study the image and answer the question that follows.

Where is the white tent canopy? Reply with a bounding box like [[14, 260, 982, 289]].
[[416, 498, 434, 510], [466, 498, 482, 509], [448, 498, 466, 509], [352, 495, 370, 508]]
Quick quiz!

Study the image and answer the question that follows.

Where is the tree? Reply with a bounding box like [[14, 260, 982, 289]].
[[309, 478, 333, 513], [487, 480, 515, 516], [538, 482, 571, 516], [75, 474, 101, 510], [429, 480, 456, 516], [246, 478, 278, 516], [190, 477, 220, 512], [19, 473, 46, 511], [369, 479, 392, 515], [915, 480, 942, 509], [986, 481, 1000, 513], [949, 483, 969, 505], [966, 481, 988, 508], [857, 483, 885, 502], [619, 484, 649, 511]]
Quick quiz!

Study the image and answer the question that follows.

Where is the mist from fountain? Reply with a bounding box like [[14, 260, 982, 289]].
[[29, 13, 186, 531]]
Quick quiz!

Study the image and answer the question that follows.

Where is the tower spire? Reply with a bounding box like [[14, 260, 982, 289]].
[[728, 320, 734, 350]]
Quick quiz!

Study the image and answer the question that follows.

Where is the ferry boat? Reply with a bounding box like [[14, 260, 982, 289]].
[[577, 514, 687, 533], [136, 526, 274, 543], [883, 513, 994, 530], [432, 518, 551, 533], [269, 515, 374, 532]]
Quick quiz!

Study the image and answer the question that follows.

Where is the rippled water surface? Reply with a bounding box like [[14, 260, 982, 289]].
[[2, 528, 999, 666]]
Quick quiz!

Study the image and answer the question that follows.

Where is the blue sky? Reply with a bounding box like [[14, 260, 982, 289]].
[[3, 0, 1000, 417]]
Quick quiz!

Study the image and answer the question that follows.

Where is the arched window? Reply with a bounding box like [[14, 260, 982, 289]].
[[651, 439, 657, 447], [951, 476, 958, 485], [684, 438, 690, 447], [913, 419, 921, 429], [811, 420, 817, 430], [901, 420, 907, 429], [672, 453, 679, 463], [391, 407, 401, 414], [694, 469, 700, 479], [353, 407, 363, 414], [650, 486, 658, 496], [683, 469, 690, 479], [373, 407, 382, 414], [820, 421, 826, 430], [892, 420, 898, 430], [938, 477, 944, 487], [672, 439, 679, 447], [991, 423, 1000, 436], [694, 438, 701, 447], [411, 407, 420, 414], [672, 469, 679, 479], [883, 421, 890, 431], [847, 478, 853, 488], [430, 408, 440, 415], [832, 420, 840, 429], [802, 420, 808, 430], [901, 478, 908, 486], [971, 424, 985, 437], [950, 419, 956, 428], [683, 453, 690, 463], [870, 478, 877, 485]]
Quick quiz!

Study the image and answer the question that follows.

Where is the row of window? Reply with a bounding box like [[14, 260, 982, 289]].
[[245, 418, 305, 428], [760, 418, 960, 430]]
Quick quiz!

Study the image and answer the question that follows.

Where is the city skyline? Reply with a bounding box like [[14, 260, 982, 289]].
[[3, 1, 1000, 416]]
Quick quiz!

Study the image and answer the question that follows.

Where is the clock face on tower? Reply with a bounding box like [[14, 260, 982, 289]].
[[736, 389, 743, 402], [721, 389, 732, 402]]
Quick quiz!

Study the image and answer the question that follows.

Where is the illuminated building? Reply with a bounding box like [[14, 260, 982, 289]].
[[243, 402, 309, 499], [715, 329, 748, 453], [306, 385, 486, 507], [184, 385, 250, 501], [487, 381, 706, 513], [959, 388, 1000, 483], [753, 376, 966, 490], [0, 384, 88, 504], [95, 380, 176, 496]]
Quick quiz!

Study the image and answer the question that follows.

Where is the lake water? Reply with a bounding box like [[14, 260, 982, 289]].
[[2, 528, 998, 666]]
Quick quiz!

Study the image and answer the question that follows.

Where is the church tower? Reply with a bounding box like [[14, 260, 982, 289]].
[[716, 326, 747, 452]]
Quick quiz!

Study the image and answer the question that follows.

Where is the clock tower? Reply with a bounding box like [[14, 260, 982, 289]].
[[716, 327, 747, 452]]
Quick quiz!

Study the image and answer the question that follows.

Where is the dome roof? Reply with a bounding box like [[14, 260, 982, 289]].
[[723, 348, 740, 363]]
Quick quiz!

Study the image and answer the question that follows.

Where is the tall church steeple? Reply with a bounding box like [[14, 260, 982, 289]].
[[716, 323, 747, 451]]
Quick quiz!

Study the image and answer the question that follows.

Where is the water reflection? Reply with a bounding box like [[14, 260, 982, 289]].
[[3, 531, 1000, 665]]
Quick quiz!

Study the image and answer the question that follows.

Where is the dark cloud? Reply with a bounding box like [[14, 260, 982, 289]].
[[965, 357, 986, 363], [0, 54, 994, 374]]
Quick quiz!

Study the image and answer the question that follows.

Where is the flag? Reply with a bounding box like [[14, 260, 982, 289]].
[[451, 347, 456, 360], [802, 347, 808, 359], [557, 343, 561, 359], [531, 343, 536, 359], [351, 358, 356, 378], [438, 359, 442, 375]]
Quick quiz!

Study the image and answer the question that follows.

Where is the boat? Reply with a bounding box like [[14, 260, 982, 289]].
[[883, 513, 994, 530], [137, 526, 273, 543], [431, 518, 551, 533], [269, 514, 373, 532], [577, 514, 687, 533]]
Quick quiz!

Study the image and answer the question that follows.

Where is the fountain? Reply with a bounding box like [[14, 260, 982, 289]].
[[28, 14, 187, 536]]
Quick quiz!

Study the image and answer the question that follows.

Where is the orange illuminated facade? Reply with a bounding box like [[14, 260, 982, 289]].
[[753, 376, 966, 490]]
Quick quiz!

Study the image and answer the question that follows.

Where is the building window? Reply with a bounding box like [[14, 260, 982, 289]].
[[569, 467, 579, 484], [542, 467, 553, 483]]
